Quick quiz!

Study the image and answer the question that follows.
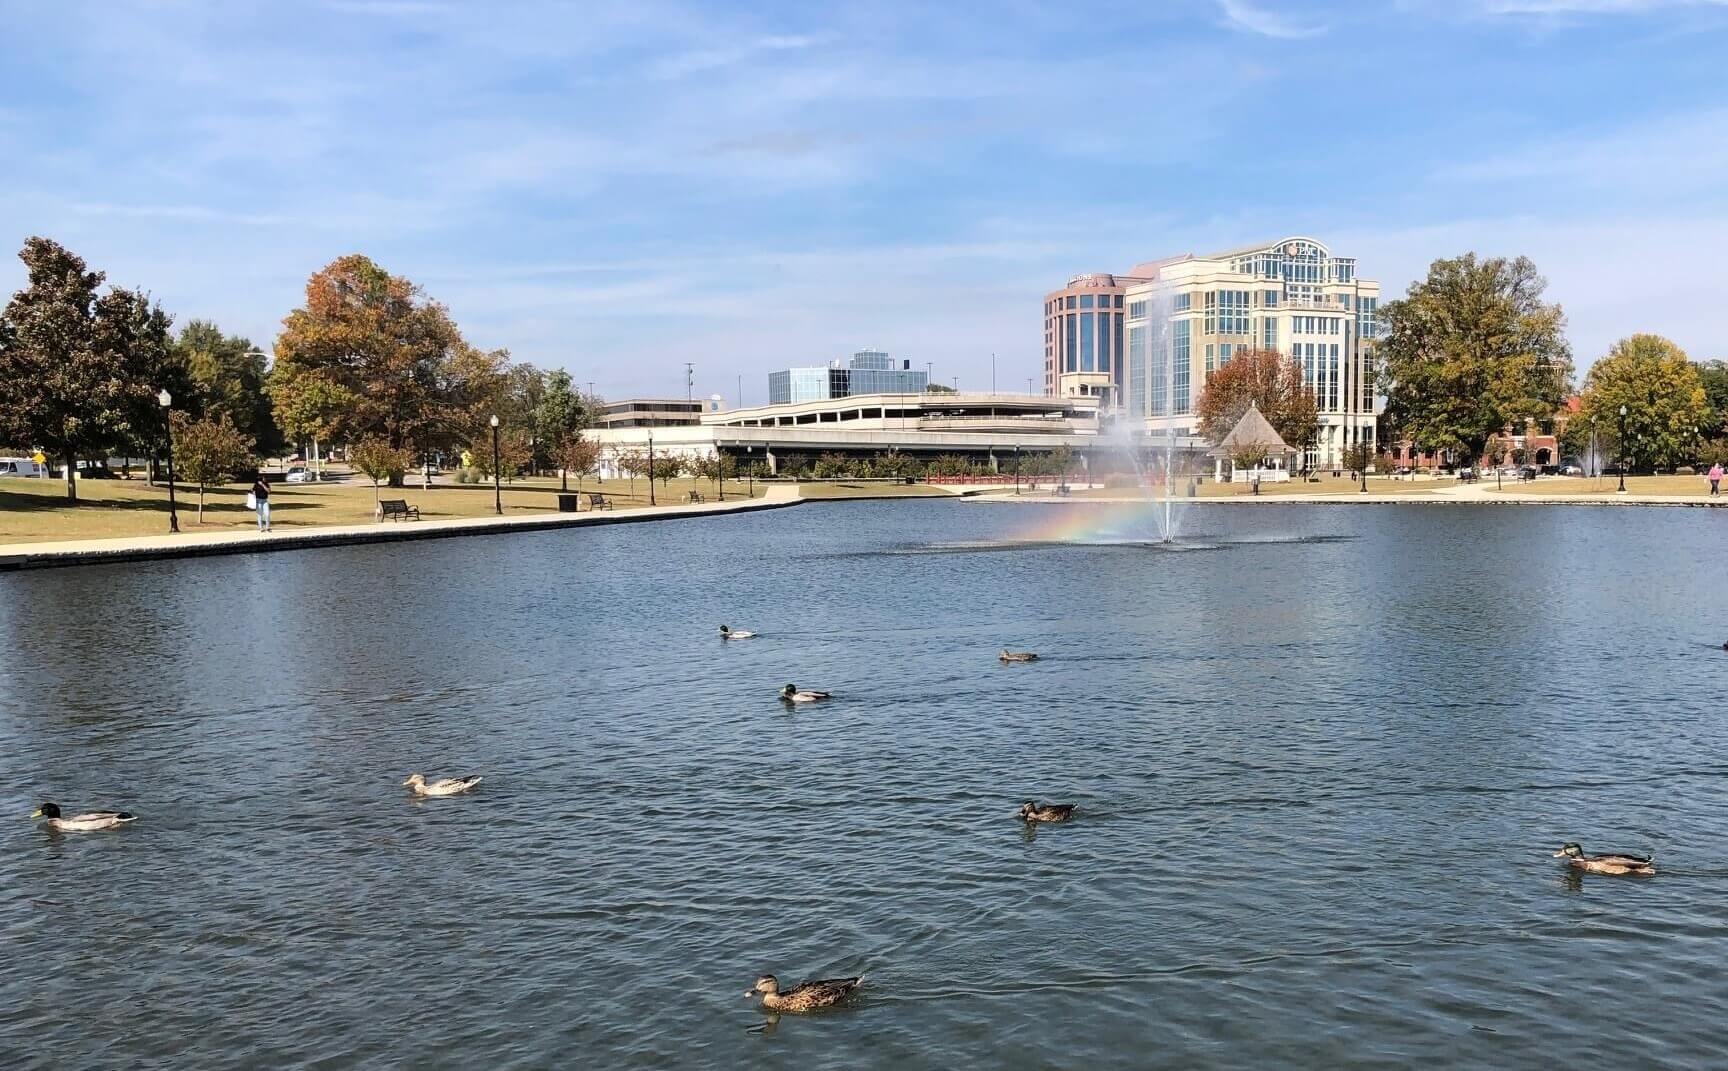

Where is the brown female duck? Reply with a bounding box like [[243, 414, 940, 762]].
[[1553, 843, 1654, 876], [1019, 801, 1075, 823], [747, 974, 863, 1012]]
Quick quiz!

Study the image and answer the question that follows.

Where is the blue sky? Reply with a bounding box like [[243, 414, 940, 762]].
[[2, 0, 1725, 401]]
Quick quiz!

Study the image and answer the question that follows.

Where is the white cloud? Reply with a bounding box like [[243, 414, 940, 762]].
[[1214, 0, 1327, 38]]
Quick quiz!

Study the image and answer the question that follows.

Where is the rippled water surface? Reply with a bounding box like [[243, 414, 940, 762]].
[[4, 500, 1728, 1069]]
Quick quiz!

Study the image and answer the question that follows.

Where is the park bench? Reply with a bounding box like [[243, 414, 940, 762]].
[[686, 491, 705, 503], [378, 499, 419, 522], [586, 493, 613, 511]]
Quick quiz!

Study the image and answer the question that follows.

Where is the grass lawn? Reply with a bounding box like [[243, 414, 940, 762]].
[[794, 480, 957, 499], [1494, 475, 1716, 497], [0, 471, 764, 544]]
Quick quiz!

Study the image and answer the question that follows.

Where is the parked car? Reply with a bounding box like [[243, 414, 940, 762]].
[[285, 468, 315, 483], [1560, 463, 1583, 476], [1518, 465, 1540, 481]]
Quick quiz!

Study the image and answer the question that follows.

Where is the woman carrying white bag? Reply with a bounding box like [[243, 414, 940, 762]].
[[248, 473, 272, 532]]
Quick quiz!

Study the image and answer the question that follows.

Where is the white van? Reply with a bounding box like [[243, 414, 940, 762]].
[[0, 457, 46, 478]]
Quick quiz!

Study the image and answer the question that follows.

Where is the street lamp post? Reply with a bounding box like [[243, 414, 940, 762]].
[[158, 389, 179, 533], [1014, 444, 1021, 495], [489, 414, 501, 514], [717, 446, 725, 502], [647, 430, 656, 507], [1617, 404, 1628, 494]]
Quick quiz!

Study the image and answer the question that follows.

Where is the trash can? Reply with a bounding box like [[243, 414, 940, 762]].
[[557, 493, 579, 513]]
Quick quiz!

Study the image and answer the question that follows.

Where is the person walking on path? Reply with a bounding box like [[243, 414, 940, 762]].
[[251, 473, 272, 532], [1710, 463, 1723, 497]]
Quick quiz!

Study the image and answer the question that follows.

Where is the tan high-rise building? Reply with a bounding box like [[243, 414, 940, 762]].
[[1120, 236, 1380, 469], [1042, 273, 1147, 405]]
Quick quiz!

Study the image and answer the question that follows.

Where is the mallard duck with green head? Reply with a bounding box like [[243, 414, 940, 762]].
[[747, 973, 863, 1012], [403, 773, 483, 797], [1019, 801, 1075, 823], [30, 802, 138, 832], [780, 684, 832, 704], [1554, 843, 1654, 876]]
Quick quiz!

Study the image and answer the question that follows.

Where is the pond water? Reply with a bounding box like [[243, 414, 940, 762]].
[[3, 500, 1727, 1069]]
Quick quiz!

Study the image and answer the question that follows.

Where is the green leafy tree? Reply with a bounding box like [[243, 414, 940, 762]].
[[1693, 359, 1728, 435], [1342, 442, 1373, 476], [1377, 253, 1572, 467], [172, 320, 282, 455], [172, 413, 254, 522], [349, 436, 416, 504], [650, 455, 685, 487], [0, 237, 173, 503], [268, 364, 353, 477], [535, 370, 589, 490], [271, 255, 505, 482], [1578, 335, 1708, 471], [925, 382, 956, 394]]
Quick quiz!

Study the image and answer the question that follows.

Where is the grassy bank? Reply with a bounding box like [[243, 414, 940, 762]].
[[0, 472, 763, 544]]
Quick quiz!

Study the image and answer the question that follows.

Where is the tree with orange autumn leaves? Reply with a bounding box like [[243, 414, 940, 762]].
[[1194, 347, 1319, 453], [270, 255, 506, 483]]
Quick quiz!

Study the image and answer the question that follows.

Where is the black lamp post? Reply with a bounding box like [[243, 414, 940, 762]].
[[489, 413, 501, 514], [716, 444, 725, 503], [746, 446, 755, 497], [158, 388, 179, 533], [1617, 404, 1628, 494], [647, 430, 656, 506]]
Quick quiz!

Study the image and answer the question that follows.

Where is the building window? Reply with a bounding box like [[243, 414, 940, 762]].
[[1263, 289, 1278, 307], [1080, 294, 1095, 309], [1127, 325, 1146, 419], [1080, 311, 1095, 372], [1065, 314, 1077, 372], [1065, 295, 1077, 310], [1128, 299, 1147, 319], [1109, 312, 1122, 375], [1114, 295, 1124, 309], [1173, 320, 1191, 414], [1205, 343, 1215, 378], [1174, 293, 1191, 312], [1357, 296, 1378, 340]]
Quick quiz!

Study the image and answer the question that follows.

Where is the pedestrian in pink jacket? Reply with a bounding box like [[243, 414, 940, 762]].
[[1708, 463, 1722, 497]]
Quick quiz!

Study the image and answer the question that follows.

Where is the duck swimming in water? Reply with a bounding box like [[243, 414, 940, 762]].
[[402, 773, 484, 797], [1554, 843, 1654, 875], [30, 802, 137, 832], [747, 974, 863, 1012], [1019, 801, 1075, 823], [780, 684, 832, 704], [999, 650, 1039, 663], [720, 625, 757, 639]]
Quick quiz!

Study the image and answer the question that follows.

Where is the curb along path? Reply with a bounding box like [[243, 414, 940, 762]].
[[0, 486, 804, 572]]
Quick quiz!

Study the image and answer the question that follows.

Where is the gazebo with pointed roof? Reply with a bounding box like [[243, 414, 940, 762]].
[[1208, 401, 1297, 481]]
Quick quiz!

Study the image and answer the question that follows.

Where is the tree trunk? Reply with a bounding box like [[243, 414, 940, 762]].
[[64, 450, 77, 504], [198, 482, 206, 523], [561, 468, 568, 492]]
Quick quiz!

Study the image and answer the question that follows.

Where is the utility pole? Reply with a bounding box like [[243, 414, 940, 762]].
[[684, 363, 694, 404]]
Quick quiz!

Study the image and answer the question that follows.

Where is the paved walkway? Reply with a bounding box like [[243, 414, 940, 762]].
[[0, 485, 803, 571]]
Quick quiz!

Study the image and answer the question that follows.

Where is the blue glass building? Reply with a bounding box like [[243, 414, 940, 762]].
[[768, 350, 928, 404]]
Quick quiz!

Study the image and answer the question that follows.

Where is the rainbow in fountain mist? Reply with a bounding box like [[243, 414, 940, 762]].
[[1018, 494, 1171, 544]]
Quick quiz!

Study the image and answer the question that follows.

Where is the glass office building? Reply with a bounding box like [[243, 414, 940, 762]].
[[768, 351, 928, 404]]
